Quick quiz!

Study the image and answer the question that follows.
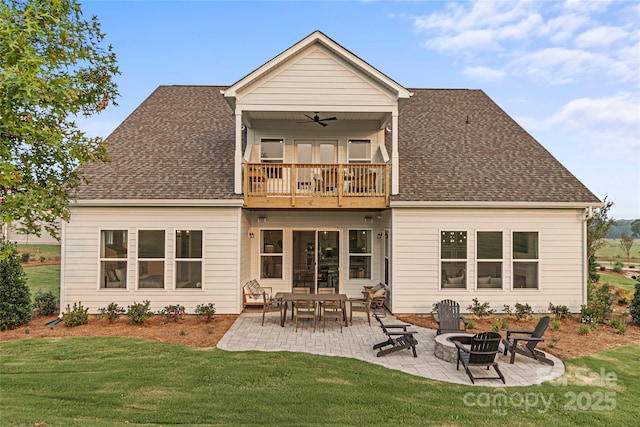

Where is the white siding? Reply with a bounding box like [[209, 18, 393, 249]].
[[62, 206, 243, 314], [390, 208, 587, 314], [238, 46, 396, 109]]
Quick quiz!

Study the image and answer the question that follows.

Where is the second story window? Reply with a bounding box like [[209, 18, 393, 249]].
[[348, 139, 371, 163], [260, 139, 283, 178]]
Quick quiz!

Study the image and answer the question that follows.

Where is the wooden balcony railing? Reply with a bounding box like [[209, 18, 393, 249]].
[[244, 163, 389, 208]]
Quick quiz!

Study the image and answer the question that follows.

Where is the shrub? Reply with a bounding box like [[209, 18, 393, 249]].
[[548, 302, 571, 320], [502, 304, 513, 316], [613, 261, 624, 273], [500, 317, 509, 330], [579, 324, 590, 335], [195, 303, 216, 323], [127, 300, 153, 325], [63, 302, 89, 327], [467, 319, 476, 329], [491, 318, 501, 333], [616, 288, 633, 306], [580, 283, 613, 328], [0, 241, 33, 330], [21, 252, 31, 263], [514, 303, 533, 320], [630, 282, 640, 325], [467, 298, 494, 317], [97, 302, 125, 322], [33, 290, 58, 316], [159, 304, 186, 322], [551, 320, 561, 331]]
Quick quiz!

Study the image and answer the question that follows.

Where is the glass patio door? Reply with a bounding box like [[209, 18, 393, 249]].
[[292, 230, 340, 293], [296, 140, 337, 191]]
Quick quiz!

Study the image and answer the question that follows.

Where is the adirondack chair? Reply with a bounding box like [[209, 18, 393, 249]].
[[372, 313, 418, 357], [503, 315, 552, 365], [455, 331, 505, 384], [435, 299, 469, 335]]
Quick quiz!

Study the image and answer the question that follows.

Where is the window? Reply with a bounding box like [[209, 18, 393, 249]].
[[513, 232, 539, 289], [261, 230, 283, 279], [261, 138, 283, 178], [349, 230, 371, 279], [100, 230, 127, 289], [477, 232, 503, 289], [441, 231, 467, 289], [175, 230, 202, 289], [348, 139, 371, 163], [138, 230, 165, 289]]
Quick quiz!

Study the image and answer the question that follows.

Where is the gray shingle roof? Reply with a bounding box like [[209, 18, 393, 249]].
[[76, 86, 599, 205], [393, 89, 600, 204], [76, 86, 240, 201]]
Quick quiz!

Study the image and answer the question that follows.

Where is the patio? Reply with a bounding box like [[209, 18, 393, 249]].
[[217, 311, 564, 387]]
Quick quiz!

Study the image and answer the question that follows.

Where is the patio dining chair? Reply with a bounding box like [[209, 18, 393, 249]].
[[321, 299, 344, 332], [261, 292, 283, 326], [294, 299, 317, 332], [349, 292, 372, 325]]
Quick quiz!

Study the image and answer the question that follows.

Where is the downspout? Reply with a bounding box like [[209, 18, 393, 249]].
[[58, 220, 66, 319]]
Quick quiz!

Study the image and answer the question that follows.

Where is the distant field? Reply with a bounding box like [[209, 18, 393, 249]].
[[17, 243, 61, 260], [598, 272, 637, 292], [23, 265, 61, 301], [595, 238, 640, 262]]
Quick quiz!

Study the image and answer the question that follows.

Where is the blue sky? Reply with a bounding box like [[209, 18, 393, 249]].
[[78, 0, 639, 219]]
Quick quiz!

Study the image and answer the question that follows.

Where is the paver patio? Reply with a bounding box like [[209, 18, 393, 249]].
[[217, 311, 564, 387]]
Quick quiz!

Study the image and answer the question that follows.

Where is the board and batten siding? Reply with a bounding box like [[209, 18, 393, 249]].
[[62, 206, 244, 314], [390, 208, 587, 314], [238, 46, 397, 109]]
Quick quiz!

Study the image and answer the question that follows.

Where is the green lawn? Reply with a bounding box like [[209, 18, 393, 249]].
[[1, 338, 638, 426], [17, 243, 61, 260], [598, 273, 637, 292], [24, 265, 61, 301]]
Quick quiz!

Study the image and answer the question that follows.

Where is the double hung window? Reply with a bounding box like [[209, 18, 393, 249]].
[[349, 230, 372, 279], [175, 230, 203, 289], [477, 232, 503, 289], [261, 230, 283, 279], [138, 230, 165, 289], [441, 231, 467, 289], [513, 232, 539, 289], [100, 230, 128, 289]]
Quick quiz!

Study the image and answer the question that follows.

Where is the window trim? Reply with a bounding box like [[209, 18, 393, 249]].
[[439, 230, 468, 291], [475, 231, 504, 291], [348, 228, 372, 280], [174, 229, 204, 291], [511, 231, 540, 291], [98, 229, 129, 290], [260, 229, 284, 280], [136, 229, 167, 291]]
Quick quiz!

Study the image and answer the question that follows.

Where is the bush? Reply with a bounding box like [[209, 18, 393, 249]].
[[551, 320, 561, 331], [630, 282, 640, 325], [33, 290, 58, 316], [548, 302, 571, 320], [579, 324, 590, 336], [613, 261, 624, 273], [616, 288, 633, 306], [0, 241, 33, 330], [491, 318, 501, 333], [500, 317, 509, 330], [97, 302, 125, 322], [21, 252, 31, 263], [127, 300, 153, 325], [580, 283, 613, 328], [467, 319, 476, 329], [195, 303, 216, 323], [610, 318, 626, 335], [159, 304, 186, 322], [63, 302, 89, 327], [502, 304, 513, 316], [514, 303, 533, 320], [467, 298, 494, 317]]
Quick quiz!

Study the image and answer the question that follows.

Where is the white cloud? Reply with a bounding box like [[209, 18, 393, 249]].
[[551, 93, 640, 129], [574, 26, 628, 49], [543, 13, 590, 43], [462, 66, 506, 82], [424, 30, 499, 52]]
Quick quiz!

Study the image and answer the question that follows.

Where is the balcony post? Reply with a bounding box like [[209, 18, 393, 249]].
[[391, 111, 399, 195]]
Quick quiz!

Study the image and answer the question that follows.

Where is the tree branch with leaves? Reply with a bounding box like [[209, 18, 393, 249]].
[[1, 0, 119, 241]]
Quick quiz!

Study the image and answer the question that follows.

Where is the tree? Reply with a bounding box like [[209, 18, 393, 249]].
[[0, 240, 32, 330], [619, 232, 634, 261], [1, 0, 119, 240], [631, 219, 640, 238], [587, 197, 615, 283]]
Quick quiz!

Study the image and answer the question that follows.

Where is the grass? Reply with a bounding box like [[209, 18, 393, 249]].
[[598, 273, 637, 292], [1, 338, 638, 426], [17, 243, 61, 260], [23, 265, 61, 301], [595, 238, 640, 264]]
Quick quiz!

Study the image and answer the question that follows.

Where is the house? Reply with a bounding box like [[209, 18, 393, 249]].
[[60, 31, 601, 315]]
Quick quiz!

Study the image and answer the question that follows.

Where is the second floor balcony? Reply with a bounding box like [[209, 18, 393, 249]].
[[244, 163, 389, 209]]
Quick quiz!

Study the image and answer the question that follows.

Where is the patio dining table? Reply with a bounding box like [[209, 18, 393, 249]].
[[274, 292, 349, 328]]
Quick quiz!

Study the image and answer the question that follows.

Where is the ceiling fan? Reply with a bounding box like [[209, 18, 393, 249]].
[[298, 112, 337, 127]]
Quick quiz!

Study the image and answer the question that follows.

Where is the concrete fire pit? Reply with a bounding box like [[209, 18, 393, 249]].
[[434, 333, 475, 363]]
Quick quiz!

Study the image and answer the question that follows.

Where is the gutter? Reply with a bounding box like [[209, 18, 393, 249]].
[[72, 199, 245, 208], [390, 201, 603, 209]]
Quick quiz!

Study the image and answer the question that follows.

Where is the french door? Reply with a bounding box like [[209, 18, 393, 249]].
[[295, 140, 337, 190], [292, 230, 340, 293]]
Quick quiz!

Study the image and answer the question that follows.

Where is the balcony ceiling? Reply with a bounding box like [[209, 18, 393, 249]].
[[245, 111, 389, 123]]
